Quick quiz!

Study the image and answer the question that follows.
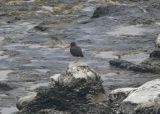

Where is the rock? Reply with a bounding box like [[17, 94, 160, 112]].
[[108, 88, 137, 114], [109, 59, 134, 69], [142, 57, 160, 67], [141, 49, 160, 68], [150, 50, 160, 58], [121, 79, 160, 114], [33, 21, 50, 32], [109, 88, 137, 105], [91, 5, 132, 18], [50, 62, 103, 87], [34, 25, 48, 32], [16, 62, 114, 114], [109, 59, 160, 73], [16, 92, 37, 110], [47, 35, 66, 48], [92, 6, 109, 18], [50, 74, 61, 85], [128, 64, 160, 73], [0, 82, 13, 91], [16, 108, 70, 114]]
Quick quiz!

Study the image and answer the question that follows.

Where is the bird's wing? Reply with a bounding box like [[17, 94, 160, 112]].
[[71, 46, 84, 57]]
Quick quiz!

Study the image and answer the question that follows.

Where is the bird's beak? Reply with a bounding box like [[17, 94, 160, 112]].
[[64, 44, 70, 48]]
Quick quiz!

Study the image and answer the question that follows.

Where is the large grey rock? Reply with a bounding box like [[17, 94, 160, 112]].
[[16, 62, 114, 114], [121, 79, 160, 114]]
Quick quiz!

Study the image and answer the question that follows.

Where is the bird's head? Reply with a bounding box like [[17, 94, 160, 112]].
[[70, 42, 76, 47], [65, 42, 76, 48]]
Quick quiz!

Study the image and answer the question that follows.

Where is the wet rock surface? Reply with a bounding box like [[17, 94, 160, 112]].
[[0, 82, 14, 91], [150, 50, 160, 58], [109, 59, 160, 73], [0, 0, 160, 114], [16, 62, 113, 114]]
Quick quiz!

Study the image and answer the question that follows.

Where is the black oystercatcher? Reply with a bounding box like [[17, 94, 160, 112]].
[[65, 42, 84, 61]]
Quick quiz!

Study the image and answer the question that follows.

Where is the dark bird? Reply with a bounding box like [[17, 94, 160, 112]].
[[65, 42, 84, 59]]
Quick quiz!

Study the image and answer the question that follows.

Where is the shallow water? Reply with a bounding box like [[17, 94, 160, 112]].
[[107, 25, 154, 36], [122, 52, 149, 64], [0, 70, 12, 81], [1, 106, 18, 114]]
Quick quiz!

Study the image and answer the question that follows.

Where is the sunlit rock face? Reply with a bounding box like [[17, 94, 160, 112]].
[[16, 92, 37, 110], [50, 62, 103, 86], [120, 79, 160, 114], [16, 62, 114, 114], [155, 34, 160, 48], [109, 88, 137, 105]]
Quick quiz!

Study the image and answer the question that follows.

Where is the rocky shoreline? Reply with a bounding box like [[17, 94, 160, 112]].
[[16, 62, 113, 114], [0, 0, 160, 114], [15, 62, 160, 114]]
